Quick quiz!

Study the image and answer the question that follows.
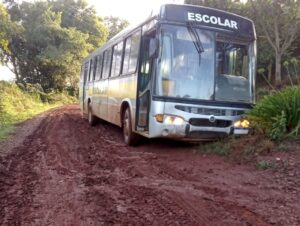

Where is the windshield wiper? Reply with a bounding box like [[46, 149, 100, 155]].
[[187, 22, 204, 65]]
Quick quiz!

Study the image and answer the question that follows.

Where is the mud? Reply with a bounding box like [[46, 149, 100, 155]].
[[0, 105, 299, 225]]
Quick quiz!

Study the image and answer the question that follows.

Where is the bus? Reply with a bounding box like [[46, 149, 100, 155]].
[[79, 4, 256, 145]]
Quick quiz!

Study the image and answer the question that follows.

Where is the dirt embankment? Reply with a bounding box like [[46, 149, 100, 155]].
[[0, 105, 299, 225]]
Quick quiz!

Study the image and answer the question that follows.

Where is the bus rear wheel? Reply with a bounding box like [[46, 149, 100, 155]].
[[88, 103, 97, 126], [122, 107, 139, 146]]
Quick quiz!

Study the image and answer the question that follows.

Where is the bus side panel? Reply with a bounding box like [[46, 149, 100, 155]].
[[92, 79, 108, 120], [79, 80, 84, 114], [91, 80, 100, 117], [107, 74, 138, 127]]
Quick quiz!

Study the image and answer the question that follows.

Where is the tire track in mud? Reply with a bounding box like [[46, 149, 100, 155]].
[[0, 105, 299, 225]]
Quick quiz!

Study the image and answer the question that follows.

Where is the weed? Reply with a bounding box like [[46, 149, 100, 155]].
[[0, 81, 76, 141], [0, 125, 15, 141], [256, 160, 274, 170], [277, 143, 291, 152], [248, 86, 300, 140], [200, 140, 231, 156]]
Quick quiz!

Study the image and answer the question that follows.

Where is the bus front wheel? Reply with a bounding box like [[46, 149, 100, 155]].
[[88, 103, 97, 126], [122, 108, 139, 146]]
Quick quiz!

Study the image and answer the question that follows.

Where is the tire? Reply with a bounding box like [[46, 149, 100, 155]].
[[122, 107, 139, 146], [88, 102, 97, 126]]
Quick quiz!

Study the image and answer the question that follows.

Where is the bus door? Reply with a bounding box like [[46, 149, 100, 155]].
[[136, 36, 154, 132]]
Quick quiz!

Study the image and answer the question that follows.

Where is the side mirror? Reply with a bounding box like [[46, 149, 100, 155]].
[[149, 38, 159, 59]]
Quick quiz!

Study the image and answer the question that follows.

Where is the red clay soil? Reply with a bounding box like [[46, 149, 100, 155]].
[[0, 105, 299, 225]]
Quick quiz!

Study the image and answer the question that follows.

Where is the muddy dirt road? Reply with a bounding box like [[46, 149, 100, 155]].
[[0, 105, 299, 225]]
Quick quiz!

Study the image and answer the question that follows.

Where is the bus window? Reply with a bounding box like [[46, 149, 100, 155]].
[[84, 62, 89, 83], [95, 54, 103, 80], [92, 56, 98, 81], [102, 48, 112, 79], [88, 59, 93, 82], [215, 35, 251, 102], [123, 31, 141, 74], [158, 35, 173, 96], [111, 41, 123, 77]]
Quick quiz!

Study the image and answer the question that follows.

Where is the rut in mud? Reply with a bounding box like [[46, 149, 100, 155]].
[[0, 105, 299, 225]]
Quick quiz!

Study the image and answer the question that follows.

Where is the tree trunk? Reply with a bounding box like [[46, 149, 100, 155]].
[[268, 62, 272, 82], [275, 53, 282, 87]]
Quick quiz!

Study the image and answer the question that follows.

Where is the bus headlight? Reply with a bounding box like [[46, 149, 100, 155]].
[[165, 116, 185, 125], [155, 114, 185, 125], [234, 119, 250, 128]]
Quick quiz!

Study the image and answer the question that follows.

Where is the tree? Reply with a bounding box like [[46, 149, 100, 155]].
[[2, 0, 108, 93], [0, 3, 21, 66], [104, 16, 129, 40], [51, 0, 108, 48], [250, 0, 300, 86], [185, 0, 243, 12]]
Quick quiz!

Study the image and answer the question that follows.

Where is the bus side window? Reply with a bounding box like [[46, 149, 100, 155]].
[[88, 59, 93, 82], [80, 65, 84, 82], [84, 62, 89, 84], [92, 56, 98, 81], [111, 41, 123, 77], [123, 30, 141, 74], [95, 54, 103, 80], [102, 48, 112, 79]]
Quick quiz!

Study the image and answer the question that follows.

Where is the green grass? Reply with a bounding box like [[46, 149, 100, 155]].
[[199, 139, 232, 156], [0, 124, 15, 142], [256, 160, 275, 170], [0, 81, 76, 141], [248, 86, 300, 140]]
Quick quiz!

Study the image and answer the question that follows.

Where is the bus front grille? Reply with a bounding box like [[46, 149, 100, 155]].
[[189, 118, 232, 128], [175, 105, 244, 116]]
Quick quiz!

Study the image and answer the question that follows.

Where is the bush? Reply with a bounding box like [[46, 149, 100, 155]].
[[0, 81, 77, 126], [248, 86, 300, 140]]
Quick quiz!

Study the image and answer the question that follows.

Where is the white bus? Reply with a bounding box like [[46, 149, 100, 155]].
[[79, 4, 256, 145]]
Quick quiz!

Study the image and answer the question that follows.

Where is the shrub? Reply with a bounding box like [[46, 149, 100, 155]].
[[200, 140, 231, 156], [248, 86, 300, 140], [256, 160, 274, 170]]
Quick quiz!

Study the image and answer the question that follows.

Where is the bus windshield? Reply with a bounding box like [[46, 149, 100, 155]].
[[155, 24, 252, 103]]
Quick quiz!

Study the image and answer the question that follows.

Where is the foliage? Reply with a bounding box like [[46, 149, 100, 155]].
[[1, 0, 108, 93], [256, 160, 274, 170], [0, 81, 76, 140], [0, 3, 21, 64], [0, 124, 15, 142], [199, 139, 231, 156], [248, 86, 300, 140], [104, 16, 129, 40], [283, 57, 300, 86], [249, 0, 300, 86]]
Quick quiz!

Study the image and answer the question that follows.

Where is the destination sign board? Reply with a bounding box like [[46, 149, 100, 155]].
[[160, 4, 255, 38]]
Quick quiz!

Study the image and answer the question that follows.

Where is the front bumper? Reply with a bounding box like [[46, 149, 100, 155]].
[[149, 119, 249, 141]]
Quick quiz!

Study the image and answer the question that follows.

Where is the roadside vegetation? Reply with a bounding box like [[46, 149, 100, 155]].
[[249, 86, 300, 140], [0, 81, 76, 141], [0, 1, 129, 142], [199, 85, 300, 166]]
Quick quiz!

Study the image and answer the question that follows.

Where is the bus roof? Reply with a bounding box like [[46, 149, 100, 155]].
[[84, 3, 255, 62], [160, 4, 255, 37]]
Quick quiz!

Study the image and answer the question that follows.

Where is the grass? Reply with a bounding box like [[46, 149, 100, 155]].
[[0, 81, 76, 141], [0, 124, 15, 142], [248, 86, 300, 140], [198, 135, 279, 163], [256, 160, 275, 170], [199, 139, 232, 156]]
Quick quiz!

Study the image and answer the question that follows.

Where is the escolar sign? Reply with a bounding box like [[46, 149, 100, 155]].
[[187, 12, 238, 30]]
